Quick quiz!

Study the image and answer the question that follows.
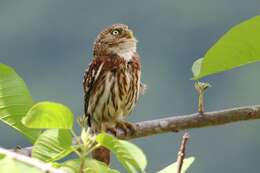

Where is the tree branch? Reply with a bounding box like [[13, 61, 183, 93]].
[[16, 105, 260, 155], [0, 147, 64, 173], [118, 104, 260, 139]]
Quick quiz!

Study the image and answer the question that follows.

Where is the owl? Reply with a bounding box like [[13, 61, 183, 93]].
[[83, 24, 145, 134], [83, 24, 145, 164]]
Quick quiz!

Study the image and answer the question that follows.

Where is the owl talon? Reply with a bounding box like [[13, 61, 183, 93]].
[[115, 121, 136, 135], [106, 127, 117, 136]]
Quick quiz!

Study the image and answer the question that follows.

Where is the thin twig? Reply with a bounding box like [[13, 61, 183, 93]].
[[194, 82, 210, 114], [176, 132, 190, 173], [15, 104, 260, 156], [0, 147, 64, 173]]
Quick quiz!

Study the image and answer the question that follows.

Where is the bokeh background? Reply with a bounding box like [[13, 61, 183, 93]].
[[1, 0, 260, 172]]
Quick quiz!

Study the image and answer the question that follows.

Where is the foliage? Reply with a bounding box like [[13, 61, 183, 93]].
[[192, 15, 260, 79], [60, 158, 120, 173], [22, 102, 74, 129], [32, 129, 74, 162], [96, 133, 147, 173], [0, 64, 40, 142], [157, 157, 195, 173]]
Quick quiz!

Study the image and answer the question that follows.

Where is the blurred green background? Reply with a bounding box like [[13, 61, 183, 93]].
[[1, 0, 260, 172]]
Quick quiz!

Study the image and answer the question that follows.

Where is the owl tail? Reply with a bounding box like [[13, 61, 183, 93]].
[[88, 118, 110, 164], [92, 146, 110, 165]]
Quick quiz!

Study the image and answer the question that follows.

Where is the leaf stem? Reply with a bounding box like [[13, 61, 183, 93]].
[[79, 153, 86, 173], [194, 82, 210, 114]]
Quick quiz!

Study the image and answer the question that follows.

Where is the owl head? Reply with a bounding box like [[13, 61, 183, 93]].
[[93, 24, 137, 56]]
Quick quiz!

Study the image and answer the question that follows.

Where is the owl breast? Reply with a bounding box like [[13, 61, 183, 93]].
[[87, 58, 141, 129]]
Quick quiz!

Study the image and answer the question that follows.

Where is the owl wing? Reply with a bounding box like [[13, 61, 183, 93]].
[[83, 58, 104, 126]]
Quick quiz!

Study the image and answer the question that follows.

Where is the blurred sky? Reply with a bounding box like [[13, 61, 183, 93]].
[[0, 0, 260, 172]]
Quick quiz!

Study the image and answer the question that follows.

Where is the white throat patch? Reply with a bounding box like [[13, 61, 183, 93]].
[[108, 41, 137, 62], [118, 49, 135, 62]]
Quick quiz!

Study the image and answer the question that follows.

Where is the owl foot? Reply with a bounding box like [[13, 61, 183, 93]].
[[115, 121, 136, 136], [106, 127, 118, 136]]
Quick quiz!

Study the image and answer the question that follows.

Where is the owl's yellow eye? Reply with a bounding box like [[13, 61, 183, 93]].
[[111, 29, 120, 36]]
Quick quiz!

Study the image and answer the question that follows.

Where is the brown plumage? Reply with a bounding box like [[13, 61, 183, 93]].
[[83, 24, 145, 164]]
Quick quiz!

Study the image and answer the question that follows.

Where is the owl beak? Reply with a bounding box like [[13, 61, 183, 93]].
[[126, 29, 134, 38], [126, 29, 137, 42]]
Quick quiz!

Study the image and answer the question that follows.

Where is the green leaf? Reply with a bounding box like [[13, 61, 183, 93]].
[[32, 129, 73, 162], [96, 133, 147, 173], [0, 156, 44, 173], [22, 101, 74, 129], [193, 15, 260, 79], [0, 64, 40, 142], [157, 157, 195, 173], [191, 58, 203, 79], [60, 158, 119, 173]]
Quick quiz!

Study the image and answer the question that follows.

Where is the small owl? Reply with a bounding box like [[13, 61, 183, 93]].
[[83, 24, 145, 135]]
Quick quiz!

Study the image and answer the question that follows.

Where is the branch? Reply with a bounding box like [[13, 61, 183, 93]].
[[16, 105, 260, 155], [0, 147, 64, 173], [176, 132, 189, 173], [118, 104, 260, 139]]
